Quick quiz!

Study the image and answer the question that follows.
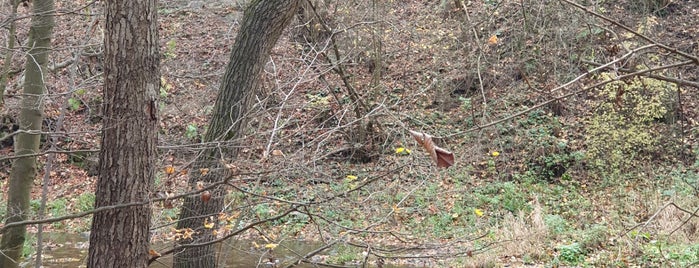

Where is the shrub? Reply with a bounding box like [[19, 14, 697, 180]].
[[557, 242, 586, 265], [584, 74, 677, 179], [510, 110, 581, 181]]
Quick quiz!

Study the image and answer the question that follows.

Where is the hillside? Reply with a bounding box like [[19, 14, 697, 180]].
[[1, 0, 698, 266]]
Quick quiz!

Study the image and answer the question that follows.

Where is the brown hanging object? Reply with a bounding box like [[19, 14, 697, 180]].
[[408, 130, 455, 168]]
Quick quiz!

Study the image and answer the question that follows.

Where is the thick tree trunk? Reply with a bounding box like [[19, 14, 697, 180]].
[[173, 0, 300, 267], [86, 1, 159, 267], [0, 0, 54, 267]]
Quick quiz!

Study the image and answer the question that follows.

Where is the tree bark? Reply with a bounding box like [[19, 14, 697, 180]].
[[0, 0, 54, 267], [173, 0, 300, 267], [86, 1, 159, 267]]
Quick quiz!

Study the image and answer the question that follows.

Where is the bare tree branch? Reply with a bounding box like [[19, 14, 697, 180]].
[[559, 0, 699, 64], [581, 60, 699, 89]]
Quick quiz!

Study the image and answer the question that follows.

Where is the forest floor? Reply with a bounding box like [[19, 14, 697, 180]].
[[1, 0, 699, 267]]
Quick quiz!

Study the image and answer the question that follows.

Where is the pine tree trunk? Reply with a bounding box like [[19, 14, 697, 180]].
[[0, 0, 54, 266], [86, 1, 159, 267], [173, 0, 300, 267]]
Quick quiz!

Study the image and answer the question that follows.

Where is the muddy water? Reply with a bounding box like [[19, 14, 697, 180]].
[[32, 233, 413, 268]]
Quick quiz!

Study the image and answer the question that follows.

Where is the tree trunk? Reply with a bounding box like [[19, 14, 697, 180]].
[[0, 0, 54, 267], [86, 1, 159, 267], [173, 0, 300, 267]]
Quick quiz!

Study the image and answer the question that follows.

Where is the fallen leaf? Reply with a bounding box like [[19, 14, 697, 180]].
[[203, 219, 214, 229], [164, 166, 175, 175], [271, 149, 284, 156], [488, 35, 498, 45], [148, 249, 161, 257], [201, 190, 211, 203], [395, 147, 411, 155]]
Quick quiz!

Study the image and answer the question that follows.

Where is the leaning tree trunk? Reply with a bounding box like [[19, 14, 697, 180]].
[[173, 0, 300, 267], [86, 0, 159, 267], [0, 0, 54, 267]]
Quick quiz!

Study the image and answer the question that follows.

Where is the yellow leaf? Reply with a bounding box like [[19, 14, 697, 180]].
[[203, 219, 214, 229], [176, 228, 194, 240], [395, 147, 411, 155], [346, 175, 358, 181], [165, 166, 175, 175], [474, 208, 484, 217], [264, 243, 278, 250], [491, 151, 500, 157], [487, 35, 498, 45]]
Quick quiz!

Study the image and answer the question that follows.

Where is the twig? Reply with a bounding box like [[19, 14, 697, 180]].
[[668, 204, 699, 237], [459, 1, 490, 119], [0, 0, 20, 106], [441, 44, 680, 137], [460, 59, 692, 135], [0, 149, 100, 161], [0, 176, 233, 233], [148, 205, 300, 264], [559, 0, 699, 64], [581, 60, 699, 88], [283, 239, 338, 268], [0, 0, 100, 28], [261, 42, 318, 160]]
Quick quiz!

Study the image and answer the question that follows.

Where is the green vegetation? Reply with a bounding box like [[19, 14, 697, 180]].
[[327, 244, 361, 265], [67, 88, 87, 111], [77, 192, 95, 212], [585, 74, 678, 180], [164, 39, 177, 59], [556, 242, 586, 265], [184, 123, 198, 140], [21, 233, 36, 258], [49, 198, 68, 228]]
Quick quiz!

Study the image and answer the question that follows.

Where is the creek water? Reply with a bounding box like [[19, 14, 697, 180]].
[[30, 233, 414, 268]]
